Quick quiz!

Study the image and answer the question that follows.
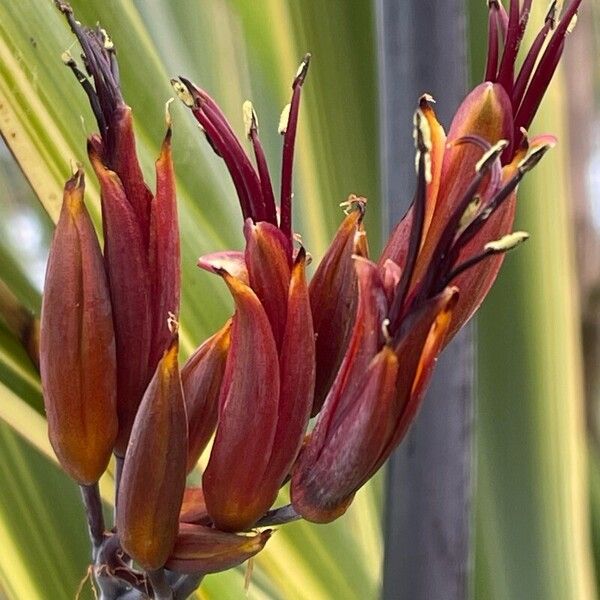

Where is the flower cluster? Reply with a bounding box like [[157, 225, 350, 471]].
[[40, 0, 582, 596]]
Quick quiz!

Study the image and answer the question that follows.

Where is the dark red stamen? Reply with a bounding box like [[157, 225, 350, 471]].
[[387, 112, 429, 333], [512, 2, 557, 114], [280, 54, 311, 244], [441, 247, 497, 289], [450, 142, 553, 258], [247, 114, 278, 226], [179, 78, 265, 222], [513, 0, 582, 139], [189, 102, 254, 221], [496, 0, 524, 94], [485, 2, 501, 81]]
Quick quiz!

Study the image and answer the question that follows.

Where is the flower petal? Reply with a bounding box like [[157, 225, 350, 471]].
[[197, 251, 249, 285], [244, 220, 291, 350], [262, 250, 315, 490], [291, 346, 398, 523], [291, 257, 387, 503], [182, 320, 231, 473], [309, 207, 365, 415], [179, 487, 211, 526], [377, 286, 459, 464], [203, 272, 280, 531], [149, 123, 180, 368]]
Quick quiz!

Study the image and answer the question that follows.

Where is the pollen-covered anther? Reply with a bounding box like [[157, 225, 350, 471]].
[[475, 139, 509, 172], [167, 312, 179, 335], [339, 194, 367, 217], [546, 0, 559, 28], [164, 98, 174, 128], [381, 318, 392, 345], [517, 142, 555, 173], [61, 50, 76, 66], [100, 28, 114, 50], [294, 53, 312, 86], [170, 79, 195, 108], [278, 103, 291, 135], [567, 13, 578, 34], [413, 109, 432, 183], [484, 231, 530, 253], [458, 196, 482, 231], [243, 100, 258, 139]]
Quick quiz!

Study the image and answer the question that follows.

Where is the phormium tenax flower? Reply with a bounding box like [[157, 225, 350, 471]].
[[57, 2, 180, 456], [290, 0, 581, 522], [36, 1, 583, 596]]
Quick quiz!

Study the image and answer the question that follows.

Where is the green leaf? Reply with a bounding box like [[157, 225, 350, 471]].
[[473, 4, 596, 598]]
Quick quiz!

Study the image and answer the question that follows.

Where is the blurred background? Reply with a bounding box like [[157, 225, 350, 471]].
[[0, 1, 598, 599]]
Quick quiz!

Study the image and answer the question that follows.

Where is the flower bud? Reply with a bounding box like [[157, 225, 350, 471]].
[[165, 523, 271, 575], [40, 170, 117, 485], [117, 336, 187, 570]]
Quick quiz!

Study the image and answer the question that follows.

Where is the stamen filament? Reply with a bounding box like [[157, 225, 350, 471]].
[[191, 103, 255, 221], [62, 54, 107, 138], [512, 3, 557, 115], [198, 98, 266, 222], [178, 77, 265, 221], [440, 231, 529, 291], [249, 127, 278, 226], [388, 111, 429, 332], [496, 0, 522, 94], [280, 54, 311, 244], [514, 0, 583, 136], [485, 2, 501, 81]]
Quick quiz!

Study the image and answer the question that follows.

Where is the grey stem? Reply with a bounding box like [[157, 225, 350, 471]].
[[114, 454, 124, 523], [376, 1, 475, 600], [172, 574, 205, 600], [147, 569, 173, 600], [80, 483, 105, 555]]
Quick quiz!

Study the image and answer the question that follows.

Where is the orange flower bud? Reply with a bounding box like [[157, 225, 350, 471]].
[[40, 170, 117, 485], [117, 336, 187, 570]]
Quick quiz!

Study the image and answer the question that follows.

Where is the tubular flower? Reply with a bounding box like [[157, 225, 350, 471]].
[[173, 59, 321, 531], [117, 334, 188, 571], [165, 524, 271, 575], [40, 170, 117, 486], [291, 0, 581, 523], [58, 4, 180, 456]]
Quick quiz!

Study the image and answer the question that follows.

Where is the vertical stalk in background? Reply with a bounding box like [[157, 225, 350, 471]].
[[376, 2, 472, 599]]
